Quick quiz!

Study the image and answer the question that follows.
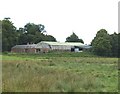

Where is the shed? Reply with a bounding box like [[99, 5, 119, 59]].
[[38, 41, 85, 52], [11, 44, 37, 53], [11, 41, 89, 53]]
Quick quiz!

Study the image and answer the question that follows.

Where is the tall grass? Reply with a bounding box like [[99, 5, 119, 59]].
[[2, 52, 118, 92], [3, 51, 97, 58]]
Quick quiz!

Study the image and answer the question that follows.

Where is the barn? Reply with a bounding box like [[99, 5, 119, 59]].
[[11, 44, 37, 53], [11, 41, 90, 53], [38, 41, 85, 52]]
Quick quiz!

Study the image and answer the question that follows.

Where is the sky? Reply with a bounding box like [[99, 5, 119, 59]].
[[0, 0, 119, 44]]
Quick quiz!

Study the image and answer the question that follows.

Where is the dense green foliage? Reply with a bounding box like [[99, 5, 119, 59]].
[[2, 53, 118, 92], [2, 18, 18, 51], [110, 33, 120, 57], [1, 18, 119, 57], [91, 29, 119, 57], [91, 29, 112, 56], [2, 18, 56, 51], [66, 32, 84, 43]]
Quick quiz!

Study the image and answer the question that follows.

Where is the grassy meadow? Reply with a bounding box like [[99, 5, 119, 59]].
[[2, 52, 118, 92]]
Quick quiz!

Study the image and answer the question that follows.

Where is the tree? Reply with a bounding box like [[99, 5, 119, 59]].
[[66, 32, 84, 43], [24, 23, 40, 35], [2, 18, 57, 51], [91, 29, 112, 56], [2, 18, 18, 51], [109, 32, 119, 57], [118, 33, 120, 57], [38, 24, 45, 33], [45, 35, 57, 42], [18, 23, 56, 44]]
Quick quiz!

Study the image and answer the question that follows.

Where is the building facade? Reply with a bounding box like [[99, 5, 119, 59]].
[[11, 41, 91, 53]]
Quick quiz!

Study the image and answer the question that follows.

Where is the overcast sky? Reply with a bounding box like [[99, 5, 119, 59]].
[[0, 0, 119, 44]]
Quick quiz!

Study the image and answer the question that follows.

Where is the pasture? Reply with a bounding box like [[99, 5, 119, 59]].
[[2, 52, 118, 92]]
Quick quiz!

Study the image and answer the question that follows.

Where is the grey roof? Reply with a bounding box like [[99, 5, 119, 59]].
[[39, 41, 84, 47], [12, 44, 37, 49], [82, 45, 92, 49], [12, 43, 50, 49], [12, 41, 90, 49], [36, 42, 50, 48]]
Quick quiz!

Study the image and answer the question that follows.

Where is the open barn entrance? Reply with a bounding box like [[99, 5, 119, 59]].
[[71, 46, 83, 52], [36, 49, 41, 53]]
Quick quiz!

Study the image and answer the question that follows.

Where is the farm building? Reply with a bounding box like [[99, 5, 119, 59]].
[[11, 44, 37, 53], [11, 41, 91, 53]]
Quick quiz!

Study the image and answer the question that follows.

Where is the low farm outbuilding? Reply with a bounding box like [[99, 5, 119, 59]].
[[11, 41, 91, 53]]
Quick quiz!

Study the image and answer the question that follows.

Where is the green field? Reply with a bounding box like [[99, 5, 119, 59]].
[[2, 52, 118, 92]]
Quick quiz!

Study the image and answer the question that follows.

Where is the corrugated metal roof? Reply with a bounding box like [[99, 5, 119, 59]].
[[82, 45, 92, 49], [12, 41, 86, 49], [12, 44, 37, 49], [40, 41, 84, 46], [36, 42, 50, 48]]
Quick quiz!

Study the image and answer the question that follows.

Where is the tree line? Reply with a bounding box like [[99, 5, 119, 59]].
[[1, 18, 56, 51], [1, 18, 120, 57], [66, 29, 120, 57], [91, 29, 120, 57]]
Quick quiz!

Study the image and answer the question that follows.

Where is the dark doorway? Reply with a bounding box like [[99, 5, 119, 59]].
[[71, 48, 75, 52], [71, 46, 83, 52], [25, 49, 28, 53], [36, 49, 41, 53]]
